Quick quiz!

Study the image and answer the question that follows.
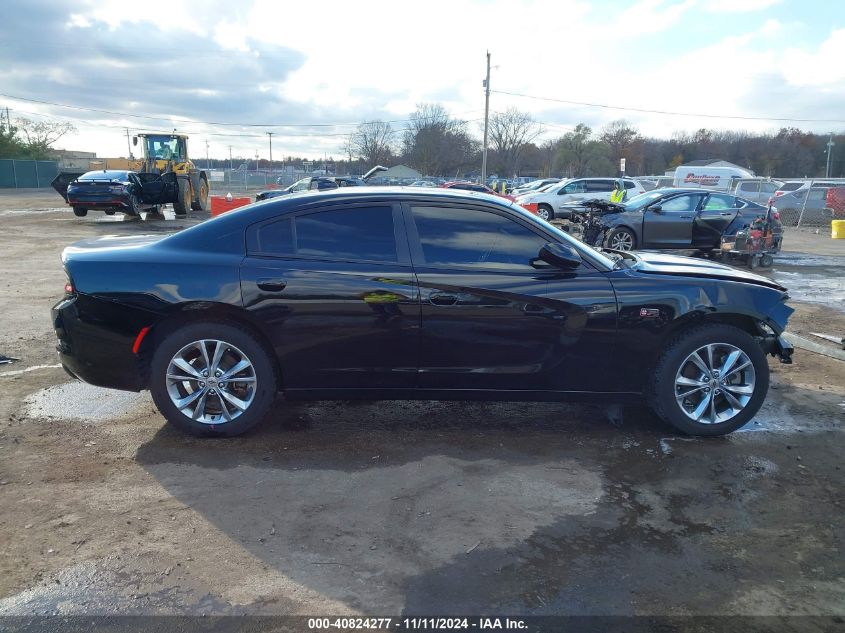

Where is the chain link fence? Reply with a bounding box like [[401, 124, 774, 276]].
[[770, 178, 845, 228]]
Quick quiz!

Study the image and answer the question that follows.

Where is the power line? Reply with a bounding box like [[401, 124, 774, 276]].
[[491, 89, 845, 124], [0, 92, 482, 128]]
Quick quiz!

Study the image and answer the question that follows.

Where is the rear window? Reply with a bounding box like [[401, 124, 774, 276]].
[[779, 182, 803, 192], [253, 206, 397, 262], [79, 170, 129, 181]]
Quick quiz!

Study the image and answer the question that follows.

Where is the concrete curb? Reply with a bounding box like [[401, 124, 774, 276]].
[[783, 332, 845, 362]]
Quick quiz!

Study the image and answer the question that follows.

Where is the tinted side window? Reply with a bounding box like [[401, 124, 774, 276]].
[[562, 181, 585, 194], [624, 180, 637, 189], [295, 207, 397, 262], [255, 217, 294, 254], [586, 180, 613, 192], [660, 194, 702, 213], [411, 206, 548, 270], [703, 194, 735, 210], [807, 189, 826, 201]]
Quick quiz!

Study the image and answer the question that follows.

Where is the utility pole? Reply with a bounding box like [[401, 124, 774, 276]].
[[481, 51, 491, 184], [267, 132, 274, 169], [205, 140, 210, 170], [826, 134, 835, 178], [228, 145, 233, 171], [125, 128, 133, 159]]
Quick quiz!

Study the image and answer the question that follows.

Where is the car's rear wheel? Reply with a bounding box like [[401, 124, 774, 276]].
[[150, 322, 277, 437], [606, 227, 636, 251], [649, 324, 769, 436], [72, 206, 88, 217], [537, 205, 553, 222]]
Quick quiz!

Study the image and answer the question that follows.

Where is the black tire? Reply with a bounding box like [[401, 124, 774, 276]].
[[536, 204, 553, 222], [149, 321, 277, 437], [173, 178, 190, 216], [105, 210, 116, 216], [759, 253, 773, 268], [191, 176, 209, 212], [606, 227, 637, 251], [649, 324, 769, 436], [72, 206, 88, 217]]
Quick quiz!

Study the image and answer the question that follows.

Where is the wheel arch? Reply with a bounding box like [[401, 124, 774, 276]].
[[136, 302, 282, 391]]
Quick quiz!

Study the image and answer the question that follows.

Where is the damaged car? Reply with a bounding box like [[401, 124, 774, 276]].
[[583, 189, 774, 253], [52, 187, 793, 439]]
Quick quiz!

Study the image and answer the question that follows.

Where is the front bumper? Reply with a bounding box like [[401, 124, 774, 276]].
[[761, 334, 794, 364]]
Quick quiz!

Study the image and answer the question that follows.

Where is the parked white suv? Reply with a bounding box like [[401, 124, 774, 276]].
[[517, 177, 648, 221]]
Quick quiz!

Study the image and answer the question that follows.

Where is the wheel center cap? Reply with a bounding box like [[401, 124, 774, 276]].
[[208, 378, 218, 387]]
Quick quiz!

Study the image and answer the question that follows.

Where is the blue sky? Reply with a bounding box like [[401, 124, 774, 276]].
[[0, 0, 841, 159]]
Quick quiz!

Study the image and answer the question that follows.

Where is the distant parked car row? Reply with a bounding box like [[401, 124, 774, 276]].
[[516, 178, 650, 221]]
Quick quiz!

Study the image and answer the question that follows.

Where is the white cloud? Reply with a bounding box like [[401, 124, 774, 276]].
[[704, 0, 782, 12]]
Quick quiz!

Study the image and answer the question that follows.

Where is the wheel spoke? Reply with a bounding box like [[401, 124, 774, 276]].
[[676, 385, 706, 400], [219, 389, 249, 411], [691, 393, 712, 420], [192, 389, 209, 420], [218, 393, 233, 421], [688, 352, 710, 376], [724, 383, 754, 396], [167, 372, 198, 382], [724, 360, 751, 378], [172, 357, 201, 378], [175, 387, 206, 411], [706, 344, 715, 372], [209, 341, 226, 374], [220, 359, 251, 381], [197, 341, 211, 371], [721, 388, 744, 411], [720, 350, 742, 377], [709, 392, 718, 423], [676, 376, 706, 387], [224, 376, 256, 383]]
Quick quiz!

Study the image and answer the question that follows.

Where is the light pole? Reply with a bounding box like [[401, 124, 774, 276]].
[[267, 132, 274, 170], [826, 134, 835, 178], [481, 51, 491, 184], [205, 140, 210, 170]]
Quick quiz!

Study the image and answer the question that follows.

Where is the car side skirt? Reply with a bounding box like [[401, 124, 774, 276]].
[[283, 388, 643, 403]]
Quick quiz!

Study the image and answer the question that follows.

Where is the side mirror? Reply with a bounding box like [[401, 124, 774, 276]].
[[650, 204, 662, 213], [132, 136, 138, 146], [538, 242, 582, 270]]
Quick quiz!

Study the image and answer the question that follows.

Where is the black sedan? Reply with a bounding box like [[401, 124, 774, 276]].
[[64, 170, 140, 217], [52, 188, 793, 438], [592, 188, 769, 252]]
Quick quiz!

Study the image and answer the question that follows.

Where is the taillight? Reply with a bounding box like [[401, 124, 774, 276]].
[[64, 281, 74, 295], [771, 211, 780, 220]]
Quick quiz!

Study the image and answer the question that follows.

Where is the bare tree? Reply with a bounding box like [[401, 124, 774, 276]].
[[350, 121, 394, 168], [600, 119, 638, 169], [402, 103, 476, 176], [14, 118, 76, 153], [488, 108, 542, 176]]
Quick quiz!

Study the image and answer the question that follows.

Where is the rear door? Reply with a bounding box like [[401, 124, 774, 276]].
[[693, 193, 741, 248], [240, 202, 420, 390], [642, 193, 705, 248], [555, 179, 586, 214], [586, 179, 616, 201]]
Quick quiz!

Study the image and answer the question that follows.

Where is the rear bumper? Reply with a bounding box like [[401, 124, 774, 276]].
[[52, 294, 147, 391], [66, 194, 132, 209]]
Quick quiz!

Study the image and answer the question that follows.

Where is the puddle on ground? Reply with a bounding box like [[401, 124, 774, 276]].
[[22, 381, 153, 422]]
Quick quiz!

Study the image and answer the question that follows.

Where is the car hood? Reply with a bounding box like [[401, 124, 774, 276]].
[[627, 251, 787, 291]]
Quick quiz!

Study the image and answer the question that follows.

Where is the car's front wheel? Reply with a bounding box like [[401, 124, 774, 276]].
[[650, 324, 769, 436], [606, 227, 636, 251], [150, 322, 277, 437], [536, 205, 553, 222]]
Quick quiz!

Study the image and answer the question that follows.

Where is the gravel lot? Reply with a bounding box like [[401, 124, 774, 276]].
[[0, 190, 843, 622]]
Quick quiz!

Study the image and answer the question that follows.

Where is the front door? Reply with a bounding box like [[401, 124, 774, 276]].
[[642, 193, 704, 248], [240, 202, 420, 390], [405, 203, 617, 393]]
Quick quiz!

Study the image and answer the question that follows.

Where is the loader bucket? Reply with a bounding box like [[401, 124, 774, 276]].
[[51, 170, 85, 202]]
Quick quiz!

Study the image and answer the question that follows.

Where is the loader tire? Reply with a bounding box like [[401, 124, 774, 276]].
[[173, 178, 190, 216], [191, 176, 209, 212]]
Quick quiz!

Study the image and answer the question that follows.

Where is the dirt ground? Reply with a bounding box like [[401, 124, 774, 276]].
[[0, 191, 843, 623]]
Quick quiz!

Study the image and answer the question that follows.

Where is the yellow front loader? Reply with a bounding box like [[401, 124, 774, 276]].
[[130, 133, 209, 215]]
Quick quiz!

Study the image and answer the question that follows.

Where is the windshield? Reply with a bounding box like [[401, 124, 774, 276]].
[[620, 190, 665, 211]]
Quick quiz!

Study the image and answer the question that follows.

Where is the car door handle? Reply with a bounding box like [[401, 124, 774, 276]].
[[429, 293, 458, 306], [719, 212, 733, 216], [256, 278, 287, 292]]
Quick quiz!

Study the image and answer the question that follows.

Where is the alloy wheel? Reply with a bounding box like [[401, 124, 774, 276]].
[[610, 231, 634, 251], [165, 339, 257, 425], [537, 207, 551, 221], [674, 343, 756, 425]]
